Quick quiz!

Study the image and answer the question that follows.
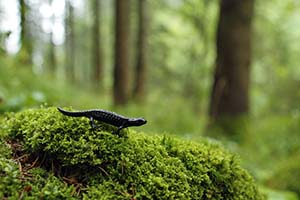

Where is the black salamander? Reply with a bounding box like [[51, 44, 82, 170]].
[[57, 107, 147, 135]]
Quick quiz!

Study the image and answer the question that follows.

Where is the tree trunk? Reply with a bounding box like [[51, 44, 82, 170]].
[[209, 0, 254, 120], [48, 31, 56, 74], [113, 0, 131, 106], [133, 0, 148, 102], [19, 0, 32, 64], [91, 0, 103, 89], [65, 0, 75, 82], [48, 0, 56, 74]]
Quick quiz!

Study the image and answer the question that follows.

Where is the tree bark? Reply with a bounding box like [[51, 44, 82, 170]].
[[47, 0, 56, 74], [209, 0, 254, 121], [133, 0, 148, 102], [65, 0, 75, 82], [48, 31, 56, 73], [113, 0, 131, 106], [91, 0, 103, 89], [20, 0, 26, 48], [19, 0, 32, 64]]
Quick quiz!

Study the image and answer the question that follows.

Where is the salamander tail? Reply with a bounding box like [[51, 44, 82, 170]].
[[57, 107, 86, 117]]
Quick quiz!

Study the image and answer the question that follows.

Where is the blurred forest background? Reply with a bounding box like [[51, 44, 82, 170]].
[[0, 0, 300, 199]]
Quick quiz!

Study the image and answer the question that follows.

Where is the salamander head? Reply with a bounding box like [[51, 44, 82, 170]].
[[128, 118, 147, 127]]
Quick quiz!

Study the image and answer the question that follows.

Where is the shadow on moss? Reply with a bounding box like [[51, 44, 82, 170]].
[[1, 107, 264, 199]]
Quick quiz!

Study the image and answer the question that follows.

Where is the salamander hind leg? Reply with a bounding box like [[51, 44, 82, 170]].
[[113, 126, 122, 136]]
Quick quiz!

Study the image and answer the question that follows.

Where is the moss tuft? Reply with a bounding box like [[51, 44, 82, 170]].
[[0, 158, 76, 199], [1, 107, 264, 199]]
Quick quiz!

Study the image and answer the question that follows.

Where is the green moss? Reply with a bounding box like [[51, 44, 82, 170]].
[[0, 158, 76, 199], [0, 107, 264, 199], [0, 158, 22, 198]]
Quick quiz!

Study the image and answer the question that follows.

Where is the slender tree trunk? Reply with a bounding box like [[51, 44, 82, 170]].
[[20, 0, 26, 48], [19, 0, 32, 64], [48, 31, 56, 73], [113, 0, 131, 106], [209, 0, 254, 127], [48, 0, 56, 74], [65, 0, 75, 82], [133, 0, 148, 102], [91, 0, 103, 89]]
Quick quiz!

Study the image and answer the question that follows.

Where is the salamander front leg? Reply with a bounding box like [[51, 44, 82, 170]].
[[113, 123, 129, 136], [89, 117, 98, 129]]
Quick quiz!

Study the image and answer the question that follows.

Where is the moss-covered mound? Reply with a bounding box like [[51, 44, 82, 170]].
[[0, 107, 264, 199]]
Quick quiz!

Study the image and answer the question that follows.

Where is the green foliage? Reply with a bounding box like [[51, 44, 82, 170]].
[[148, 0, 218, 111], [260, 187, 299, 200], [252, 0, 300, 115], [0, 107, 264, 199], [0, 57, 111, 113], [266, 155, 300, 196], [120, 97, 205, 135], [238, 116, 300, 180], [0, 57, 47, 112]]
